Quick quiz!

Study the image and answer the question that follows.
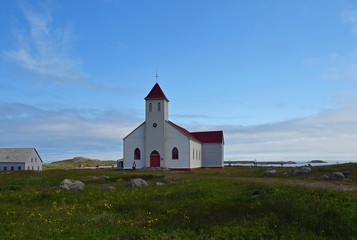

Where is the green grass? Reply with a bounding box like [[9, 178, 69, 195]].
[[0, 164, 356, 239]]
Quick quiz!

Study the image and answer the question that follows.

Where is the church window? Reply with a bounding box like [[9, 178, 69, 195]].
[[134, 148, 141, 160], [149, 103, 152, 112], [158, 102, 161, 112], [172, 147, 179, 160], [196, 149, 198, 160], [192, 149, 195, 160]]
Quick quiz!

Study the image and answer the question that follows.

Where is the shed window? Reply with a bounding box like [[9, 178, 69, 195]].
[[134, 148, 141, 160], [172, 147, 179, 160]]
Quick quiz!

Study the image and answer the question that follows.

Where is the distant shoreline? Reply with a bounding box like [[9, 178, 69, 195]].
[[224, 160, 333, 167]]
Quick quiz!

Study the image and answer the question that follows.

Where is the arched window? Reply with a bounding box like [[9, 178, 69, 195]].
[[172, 147, 179, 160], [158, 102, 161, 112], [134, 148, 141, 160], [149, 103, 152, 112]]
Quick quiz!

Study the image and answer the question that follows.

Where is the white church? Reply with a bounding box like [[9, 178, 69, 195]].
[[123, 83, 224, 170]]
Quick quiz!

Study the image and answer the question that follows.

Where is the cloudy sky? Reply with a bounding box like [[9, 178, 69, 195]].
[[1, 0, 357, 163]]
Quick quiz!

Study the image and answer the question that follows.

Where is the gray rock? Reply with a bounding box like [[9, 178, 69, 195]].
[[101, 186, 116, 191], [293, 167, 311, 175], [266, 169, 277, 175], [156, 182, 166, 186], [164, 176, 174, 183], [320, 175, 330, 180], [343, 170, 353, 178], [329, 172, 345, 181], [60, 179, 85, 192], [128, 178, 148, 187]]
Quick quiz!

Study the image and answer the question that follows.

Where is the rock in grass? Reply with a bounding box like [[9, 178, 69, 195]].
[[101, 186, 116, 191], [60, 179, 85, 192], [156, 182, 165, 186], [343, 170, 353, 178], [329, 172, 345, 181], [292, 167, 311, 175], [265, 169, 277, 175], [128, 178, 148, 187]]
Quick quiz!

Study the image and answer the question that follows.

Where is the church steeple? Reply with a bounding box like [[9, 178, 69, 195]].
[[144, 83, 169, 168], [145, 83, 169, 102]]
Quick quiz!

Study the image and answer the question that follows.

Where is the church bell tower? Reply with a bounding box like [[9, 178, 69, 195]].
[[144, 83, 169, 167]]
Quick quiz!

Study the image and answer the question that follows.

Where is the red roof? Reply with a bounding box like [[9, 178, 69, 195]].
[[191, 131, 224, 144], [145, 83, 169, 102], [168, 121, 224, 144], [167, 121, 201, 143]]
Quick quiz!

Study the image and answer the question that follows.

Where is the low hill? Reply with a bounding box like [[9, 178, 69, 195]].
[[44, 156, 117, 170]]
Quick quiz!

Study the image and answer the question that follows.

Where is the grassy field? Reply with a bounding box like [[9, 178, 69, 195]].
[[0, 164, 356, 239]]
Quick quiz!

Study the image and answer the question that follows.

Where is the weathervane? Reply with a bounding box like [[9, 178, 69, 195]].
[[155, 69, 159, 83]]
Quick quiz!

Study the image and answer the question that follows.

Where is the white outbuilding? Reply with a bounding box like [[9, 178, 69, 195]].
[[123, 83, 224, 170], [0, 148, 43, 171]]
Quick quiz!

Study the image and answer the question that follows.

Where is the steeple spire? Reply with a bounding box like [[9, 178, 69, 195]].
[[145, 83, 169, 102]]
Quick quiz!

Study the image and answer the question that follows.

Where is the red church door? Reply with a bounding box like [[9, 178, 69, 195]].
[[150, 150, 160, 167]]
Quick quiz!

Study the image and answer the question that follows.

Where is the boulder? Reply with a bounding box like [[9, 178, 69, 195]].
[[60, 179, 85, 192], [164, 176, 174, 183], [156, 182, 166, 186], [101, 186, 116, 191], [329, 172, 345, 181], [293, 167, 311, 175], [128, 178, 148, 187], [266, 169, 277, 175], [343, 170, 353, 178]]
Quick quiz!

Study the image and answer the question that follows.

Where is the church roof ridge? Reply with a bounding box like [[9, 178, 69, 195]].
[[145, 83, 169, 102], [191, 131, 224, 144], [167, 121, 201, 143]]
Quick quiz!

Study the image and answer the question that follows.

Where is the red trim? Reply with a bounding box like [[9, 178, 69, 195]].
[[170, 167, 201, 171]]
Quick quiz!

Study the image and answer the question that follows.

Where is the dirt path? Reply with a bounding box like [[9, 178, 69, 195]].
[[236, 178, 357, 192]]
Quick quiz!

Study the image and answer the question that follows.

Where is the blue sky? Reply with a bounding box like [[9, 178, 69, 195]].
[[1, 0, 357, 163]]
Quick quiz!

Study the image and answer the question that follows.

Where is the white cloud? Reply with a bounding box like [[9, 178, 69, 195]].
[[222, 105, 357, 162], [0, 103, 141, 162], [3, 1, 85, 83]]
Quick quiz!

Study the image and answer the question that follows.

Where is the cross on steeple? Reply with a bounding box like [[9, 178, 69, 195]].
[[155, 69, 159, 83]]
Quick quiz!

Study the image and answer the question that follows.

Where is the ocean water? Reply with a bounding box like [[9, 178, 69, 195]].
[[224, 161, 354, 168]]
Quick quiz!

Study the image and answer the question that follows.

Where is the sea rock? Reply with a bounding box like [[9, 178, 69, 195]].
[[266, 169, 277, 175], [128, 178, 148, 187], [329, 172, 345, 181], [60, 179, 85, 192]]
